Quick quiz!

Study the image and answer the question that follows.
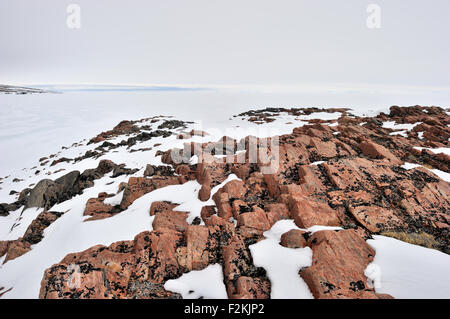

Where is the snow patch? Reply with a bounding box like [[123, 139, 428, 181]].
[[366, 235, 450, 299], [164, 264, 227, 299]]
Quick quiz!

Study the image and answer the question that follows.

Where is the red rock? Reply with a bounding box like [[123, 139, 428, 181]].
[[289, 195, 341, 228], [152, 210, 188, 232], [231, 199, 250, 219], [200, 205, 216, 221], [120, 176, 181, 209], [265, 203, 290, 226], [0, 240, 12, 258], [280, 229, 306, 248], [221, 180, 247, 198], [230, 276, 270, 299], [237, 207, 271, 231], [39, 230, 183, 298], [175, 164, 190, 175], [23, 211, 63, 244], [298, 165, 327, 195], [310, 137, 337, 159], [301, 229, 392, 299], [3, 239, 31, 263], [83, 196, 114, 218], [212, 180, 247, 219], [204, 215, 232, 227], [263, 173, 281, 198], [358, 140, 402, 164], [149, 201, 177, 216], [348, 206, 403, 233], [198, 183, 211, 201], [184, 225, 210, 271]]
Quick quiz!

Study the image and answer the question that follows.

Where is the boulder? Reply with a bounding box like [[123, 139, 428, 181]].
[[280, 229, 306, 248], [149, 201, 177, 216], [289, 195, 341, 228], [300, 229, 392, 299]]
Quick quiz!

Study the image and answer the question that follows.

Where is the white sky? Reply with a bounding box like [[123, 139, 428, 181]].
[[0, 0, 449, 89]]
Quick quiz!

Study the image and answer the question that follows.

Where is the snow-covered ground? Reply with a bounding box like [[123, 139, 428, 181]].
[[367, 236, 450, 299], [164, 264, 228, 299], [0, 87, 449, 299], [1, 85, 449, 177]]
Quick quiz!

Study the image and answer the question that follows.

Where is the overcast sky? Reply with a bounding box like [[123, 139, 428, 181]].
[[0, 0, 449, 88]]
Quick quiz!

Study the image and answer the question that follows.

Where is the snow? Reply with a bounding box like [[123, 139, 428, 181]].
[[366, 235, 450, 299], [0, 207, 43, 241], [249, 220, 313, 299], [310, 161, 325, 166], [103, 190, 124, 206], [164, 264, 227, 299], [1, 88, 449, 299], [382, 121, 422, 131], [389, 130, 408, 137]]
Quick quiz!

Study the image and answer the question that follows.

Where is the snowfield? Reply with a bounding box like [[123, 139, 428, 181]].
[[367, 236, 450, 299]]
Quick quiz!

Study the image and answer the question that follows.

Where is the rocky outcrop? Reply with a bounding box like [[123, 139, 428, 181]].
[[120, 176, 182, 209], [4, 105, 450, 299], [280, 229, 306, 248], [40, 221, 270, 299], [300, 229, 392, 299], [83, 193, 119, 221], [2, 239, 31, 264]]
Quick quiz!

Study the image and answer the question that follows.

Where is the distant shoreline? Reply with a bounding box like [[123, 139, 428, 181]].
[[0, 84, 57, 95]]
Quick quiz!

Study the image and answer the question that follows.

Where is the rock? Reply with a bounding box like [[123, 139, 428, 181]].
[[265, 203, 290, 226], [149, 201, 177, 216], [0, 240, 12, 258], [23, 211, 64, 244], [280, 229, 306, 248], [221, 180, 246, 198], [198, 183, 211, 201], [358, 140, 402, 164], [152, 210, 188, 232], [0, 204, 9, 216], [184, 225, 210, 271], [300, 229, 392, 299], [222, 229, 270, 299], [25, 161, 118, 210], [231, 276, 271, 299], [39, 230, 184, 298], [83, 195, 116, 221], [88, 120, 139, 144], [212, 180, 247, 219], [111, 165, 139, 178], [348, 206, 401, 233], [3, 239, 31, 263], [236, 207, 271, 231], [144, 164, 155, 177], [289, 195, 341, 228], [120, 176, 181, 209], [25, 179, 60, 209], [175, 164, 190, 175]]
